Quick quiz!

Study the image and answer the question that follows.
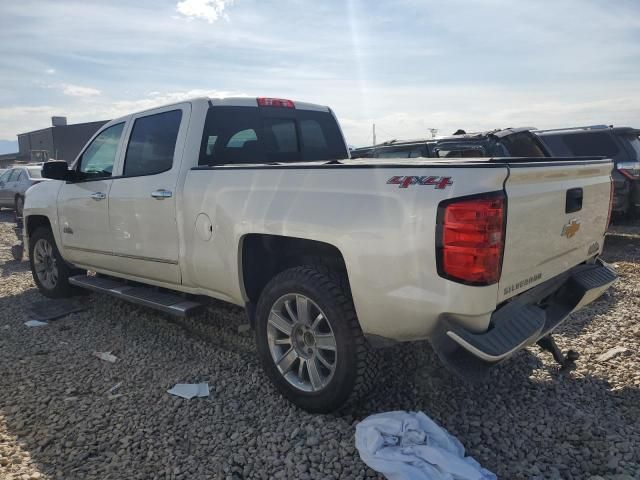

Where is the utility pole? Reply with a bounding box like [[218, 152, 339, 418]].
[[429, 128, 438, 138], [372, 123, 376, 146]]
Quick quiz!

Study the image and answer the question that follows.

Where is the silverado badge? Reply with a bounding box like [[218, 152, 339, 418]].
[[561, 219, 580, 238]]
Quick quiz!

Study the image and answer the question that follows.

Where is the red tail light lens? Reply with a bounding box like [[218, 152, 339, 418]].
[[257, 97, 295, 108], [437, 193, 505, 285]]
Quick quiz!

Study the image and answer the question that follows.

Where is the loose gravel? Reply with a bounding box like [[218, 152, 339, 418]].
[[0, 210, 638, 480]]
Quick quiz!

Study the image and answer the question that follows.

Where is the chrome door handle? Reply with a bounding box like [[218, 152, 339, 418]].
[[90, 192, 106, 201], [151, 189, 172, 199]]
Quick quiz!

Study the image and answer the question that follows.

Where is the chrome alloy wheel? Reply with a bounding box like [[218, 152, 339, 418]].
[[33, 238, 58, 289], [267, 293, 337, 392]]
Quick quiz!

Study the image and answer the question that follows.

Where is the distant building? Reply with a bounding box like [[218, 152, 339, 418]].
[[17, 116, 109, 163]]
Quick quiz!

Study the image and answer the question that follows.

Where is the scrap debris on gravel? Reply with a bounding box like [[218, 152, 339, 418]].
[[0, 210, 638, 480]]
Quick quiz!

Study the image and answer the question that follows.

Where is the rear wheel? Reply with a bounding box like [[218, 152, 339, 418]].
[[255, 266, 377, 412], [29, 227, 81, 298]]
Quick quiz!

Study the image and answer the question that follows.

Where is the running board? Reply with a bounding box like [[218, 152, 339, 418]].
[[69, 275, 204, 317]]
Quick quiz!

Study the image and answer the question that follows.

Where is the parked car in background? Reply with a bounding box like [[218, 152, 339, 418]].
[[0, 164, 46, 215], [535, 126, 640, 218], [350, 128, 549, 159]]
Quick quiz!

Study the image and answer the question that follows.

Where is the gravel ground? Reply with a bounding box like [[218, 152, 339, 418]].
[[0, 210, 638, 480]]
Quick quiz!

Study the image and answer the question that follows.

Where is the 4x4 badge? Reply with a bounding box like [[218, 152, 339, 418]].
[[561, 219, 580, 238], [387, 175, 453, 189]]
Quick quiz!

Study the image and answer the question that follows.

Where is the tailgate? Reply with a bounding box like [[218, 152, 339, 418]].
[[498, 159, 612, 302]]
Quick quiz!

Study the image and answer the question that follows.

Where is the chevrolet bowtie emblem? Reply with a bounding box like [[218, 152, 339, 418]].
[[561, 219, 581, 238]]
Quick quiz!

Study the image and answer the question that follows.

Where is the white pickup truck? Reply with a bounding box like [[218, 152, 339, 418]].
[[24, 97, 617, 412]]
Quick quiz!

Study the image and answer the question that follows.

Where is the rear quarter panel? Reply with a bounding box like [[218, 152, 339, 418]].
[[180, 164, 509, 341]]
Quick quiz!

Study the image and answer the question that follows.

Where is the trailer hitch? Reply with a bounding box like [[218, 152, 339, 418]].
[[537, 335, 579, 369]]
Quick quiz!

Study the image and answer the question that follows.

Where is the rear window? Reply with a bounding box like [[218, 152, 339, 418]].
[[7, 170, 19, 182], [435, 147, 487, 158], [373, 145, 428, 158], [560, 132, 620, 158], [27, 168, 42, 178], [198, 106, 348, 165], [498, 133, 547, 157]]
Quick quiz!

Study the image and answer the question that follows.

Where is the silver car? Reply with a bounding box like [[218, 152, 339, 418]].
[[0, 165, 46, 215]]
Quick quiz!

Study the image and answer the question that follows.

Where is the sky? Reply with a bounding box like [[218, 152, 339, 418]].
[[1, 0, 640, 153]]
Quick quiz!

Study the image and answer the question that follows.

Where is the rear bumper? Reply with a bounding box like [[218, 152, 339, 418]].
[[432, 259, 617, 378]]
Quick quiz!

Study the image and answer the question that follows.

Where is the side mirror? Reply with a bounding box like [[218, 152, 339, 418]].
[[42, 161, 74, 181]]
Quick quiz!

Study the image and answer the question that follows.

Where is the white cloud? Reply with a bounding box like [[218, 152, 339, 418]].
[[105, 89, 246, 117], [0, 89, 247, 139], [0, 105, 56, 139], [45, 68, 55, 75], [176, 0, 233, 23], [61, 84, 101, 97]]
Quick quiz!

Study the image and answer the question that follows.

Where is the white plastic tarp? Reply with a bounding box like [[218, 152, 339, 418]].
[[355, 411, 496, 480]]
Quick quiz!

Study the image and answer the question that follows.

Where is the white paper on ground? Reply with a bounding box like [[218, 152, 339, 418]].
[[107, 382, 122, 394], [93, 351, 118, 363], [355, 411, 496, 480], [167, 382, 210, 399], [596, 346, 628, 362], [25, 320, 48, 327]]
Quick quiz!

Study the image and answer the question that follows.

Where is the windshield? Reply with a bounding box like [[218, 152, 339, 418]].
[[199, 106, 348, 166], [27, 167, 42, 178]]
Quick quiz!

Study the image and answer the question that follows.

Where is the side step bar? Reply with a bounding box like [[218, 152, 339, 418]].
[[69, 275, 205, 317]]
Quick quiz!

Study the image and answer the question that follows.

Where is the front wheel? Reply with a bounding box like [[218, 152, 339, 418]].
[[255, 266, 376, 412], [29, 227, 80, 298]]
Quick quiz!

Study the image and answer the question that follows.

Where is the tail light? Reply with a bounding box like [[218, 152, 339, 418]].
[[437, 192, 506, 285], [257, 97, 295, 108], [617, 161, 640, 179], [606, 175, 614, 229]]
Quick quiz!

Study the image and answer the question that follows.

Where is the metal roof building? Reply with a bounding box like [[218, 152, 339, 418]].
[[17, 116, 108, 163]]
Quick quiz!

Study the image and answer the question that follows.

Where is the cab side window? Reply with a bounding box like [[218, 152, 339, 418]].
[[78, 123, 125, 179], [0, 170, 11, 183], [123, 110, 182, 177]]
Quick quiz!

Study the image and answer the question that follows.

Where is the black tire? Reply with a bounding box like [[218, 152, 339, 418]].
[[29, 227, 82, 298], [255, 265, 377, 413], [15, 196, 24, 217]]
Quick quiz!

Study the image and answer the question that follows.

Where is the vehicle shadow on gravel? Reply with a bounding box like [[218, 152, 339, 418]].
[[603, 234, 640, 264], [349, 343, 639, 477], [0, 257, 30, 278], [0, 211, 29, 278]]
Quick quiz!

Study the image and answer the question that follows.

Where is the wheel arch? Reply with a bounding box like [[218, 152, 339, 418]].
[[26, 214, 53, 239], [25, 214, 54, 254], [239, 234, 351, 325]]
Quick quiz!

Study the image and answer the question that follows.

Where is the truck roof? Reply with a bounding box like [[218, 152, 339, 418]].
[[107, 96, 332, 125], [208, 97, 331, 112]]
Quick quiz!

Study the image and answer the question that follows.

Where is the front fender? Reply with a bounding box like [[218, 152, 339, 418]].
[[23, 180, 63, 253]]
